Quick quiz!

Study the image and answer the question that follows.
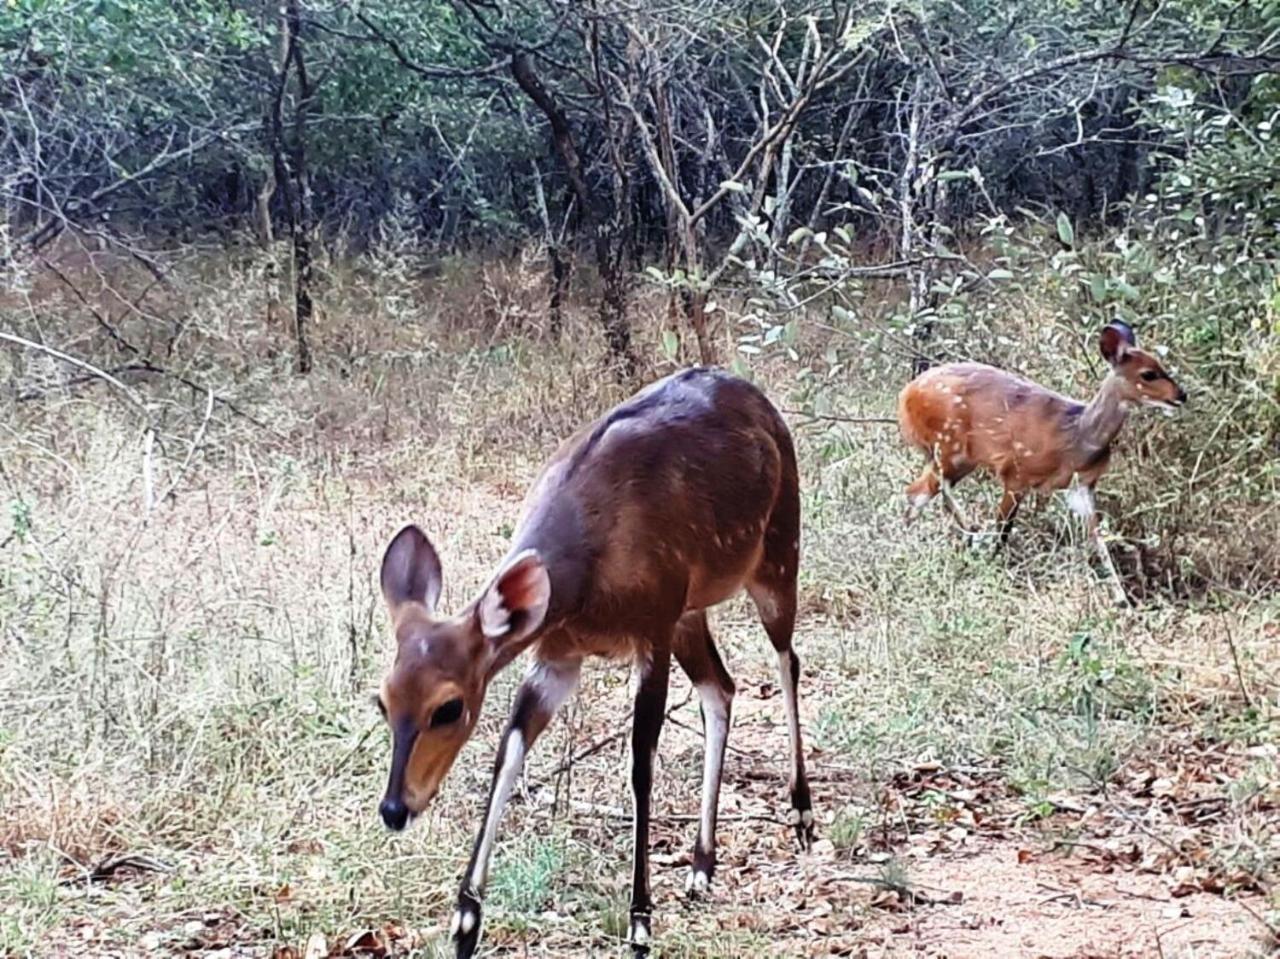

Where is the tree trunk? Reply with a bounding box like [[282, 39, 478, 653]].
[[530, 159, 569, 339], [511, 52, 636, 377], [286, 0, 313, 375], [254, 169, 280, 335], [901, 76, 939, 376]]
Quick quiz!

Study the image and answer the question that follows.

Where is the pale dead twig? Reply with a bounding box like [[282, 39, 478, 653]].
[[0, 330, 147, 412], [543, 688, 693, 779], [782, 407, 898, 426], [569, 800, 786, 828], [159, 388, 216, 504]]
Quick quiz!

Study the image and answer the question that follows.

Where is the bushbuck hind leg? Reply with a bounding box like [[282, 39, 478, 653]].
[[672, 610, 735, 898], [995, 489, 1025, 545], [936, 460, 978, 537], [628, 637, 672, 955], [747, 508, 814, 850], [452, 656, 581, 959], [906, 456, 977, 536], [904, 463, 942, 520]]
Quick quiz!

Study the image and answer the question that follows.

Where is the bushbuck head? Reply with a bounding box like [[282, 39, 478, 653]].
[[376, 524, 550, 830], [1099, 321, 1187, 411]]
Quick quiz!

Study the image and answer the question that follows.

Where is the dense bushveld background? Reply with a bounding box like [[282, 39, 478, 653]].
[[2, 1, 1279, 957]]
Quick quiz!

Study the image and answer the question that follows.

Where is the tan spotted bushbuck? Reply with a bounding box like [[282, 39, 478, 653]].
[[898, 322, 1186, 585], [374, 368, 813, 957]]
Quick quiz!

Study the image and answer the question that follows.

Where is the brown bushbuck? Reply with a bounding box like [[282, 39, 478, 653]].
[[375, 368, 812, 957], [898, 321, 1186, 583]]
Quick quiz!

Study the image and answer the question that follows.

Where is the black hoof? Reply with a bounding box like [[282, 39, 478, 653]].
[[451, 890, 482, 958], [629, 910, 652, 954], [790, 806, 816, 851], [685, 848, 715, 899]]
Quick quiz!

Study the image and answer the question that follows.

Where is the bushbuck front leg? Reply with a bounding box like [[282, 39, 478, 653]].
[[1066, 483, 1128, 607], [452, 657, 580, 959], [672, 610, 735, 898], [628, 643, 671, 954]]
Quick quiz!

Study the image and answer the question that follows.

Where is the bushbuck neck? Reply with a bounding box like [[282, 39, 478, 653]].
[[1074, 370, 1136, 465]]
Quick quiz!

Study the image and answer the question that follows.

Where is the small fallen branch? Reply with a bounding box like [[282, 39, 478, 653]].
[[782, 407, 898, 426], [58, 852, 174, 886]]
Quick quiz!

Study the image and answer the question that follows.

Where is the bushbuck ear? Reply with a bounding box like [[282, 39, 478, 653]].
[[380, 525, 443, 613], [1099, 321, 1137, 366], [476, 550, 550, 647]]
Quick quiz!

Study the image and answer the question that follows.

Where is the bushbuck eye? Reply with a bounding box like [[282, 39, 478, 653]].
[[1140, 370, 1159, 382], [430, 697, 464, 728]]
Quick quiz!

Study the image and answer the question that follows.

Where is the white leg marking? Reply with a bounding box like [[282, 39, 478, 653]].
[[472, 729, 525, 892], [525, 657, 581, 710], [777, 650, 801, 773], [908, 491, 932, 510], [685, 868, 710, 895], [631, 920, 650, 946], [696, 681, 730, 857], [1066, 484, 1096, 519]]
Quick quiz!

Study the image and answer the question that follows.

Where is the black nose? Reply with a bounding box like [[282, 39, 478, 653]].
[[1176, 388, 1188, 405], [380, 797, 409, 831]]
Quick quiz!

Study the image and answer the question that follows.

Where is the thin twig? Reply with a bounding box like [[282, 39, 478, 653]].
[[0, 331, 147, 412], [1220, 612, 1254, 709], [782, 408, 897, 425], [159, 389, 215, 503]]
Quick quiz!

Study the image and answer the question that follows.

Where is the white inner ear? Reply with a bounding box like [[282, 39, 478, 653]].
[[477, 550, 549, 641], [478, 587, 512, 639]]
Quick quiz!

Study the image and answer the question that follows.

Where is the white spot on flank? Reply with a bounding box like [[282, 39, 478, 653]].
[[449, 911, 461, 937], [631, 920, 650, 946], [788, 808, 802, 825], [801, 809, 814, 827], [459, 909, 476, 936]]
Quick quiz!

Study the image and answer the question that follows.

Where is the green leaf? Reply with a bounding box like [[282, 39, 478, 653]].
[[1089, 274, 1108, 303], [719, 180, 747, 193], [987, 268, 1014, 280], [661, 330, 679, 360], [937, 170, 973, 182], [1113, 279, 1140, 301], [787, 226, 812, 245], [1056, 212, 1075, 247]]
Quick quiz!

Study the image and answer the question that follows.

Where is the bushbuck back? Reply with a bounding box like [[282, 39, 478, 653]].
[[897, 322, 1185, 583], [376, 368, 811, 957]]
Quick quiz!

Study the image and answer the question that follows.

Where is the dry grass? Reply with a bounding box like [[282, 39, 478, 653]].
[[0, 245, 1277, 957]]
